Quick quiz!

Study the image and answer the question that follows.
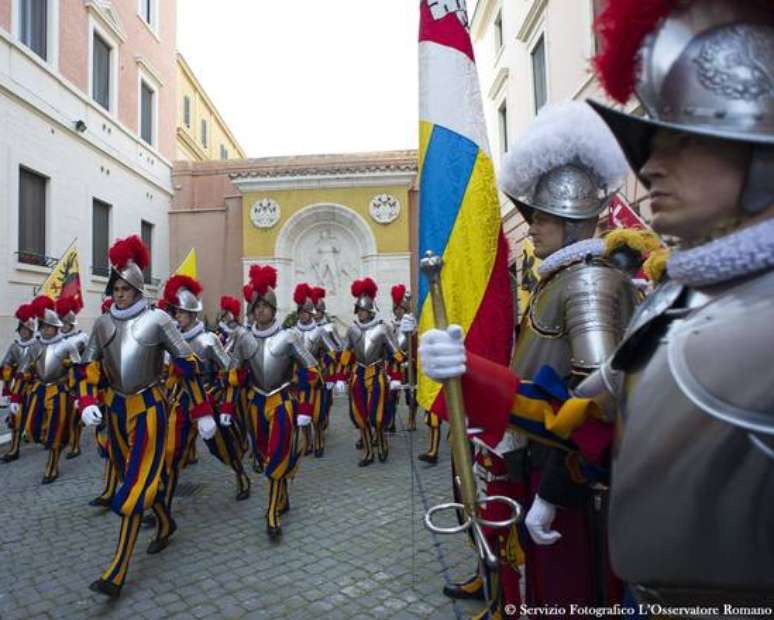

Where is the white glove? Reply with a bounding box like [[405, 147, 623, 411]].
[[9, 402, 19, 416], [297, 414, 312, 427], [81, 405, 103, 426], [219, 413, 232, 426], [525, 495, 562, 546], [389, 380, 402, 391], [325, 381, 334, 390], [334, 380, 347, 395], [399, 313, 417, 333], [197, 416, 217, 440], [419, 324, 466, 381]]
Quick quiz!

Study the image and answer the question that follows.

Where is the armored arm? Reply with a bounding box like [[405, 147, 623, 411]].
[[220, 330, 252, 415], [76, 328, 104, 407], [382, 324, 405, 381], [564, 264, 637, 380], [1, 344, 15, 394]]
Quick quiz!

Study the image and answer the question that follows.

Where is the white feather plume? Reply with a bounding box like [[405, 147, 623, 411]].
[[498, 101, 629, 199]]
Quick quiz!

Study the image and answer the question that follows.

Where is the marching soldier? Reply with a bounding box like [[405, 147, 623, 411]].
[[1, 303, 37, 463], [77, 235, 215, 597], [221, 265, 319, 539], [336, 278, 404, 466], [162, 276, 251, 505], [387, 284, 419, 434], [11, 296, 82, 484], [420, 102, 637, 610], [312, 287, 342, 441], [55, 295, 89, 460]]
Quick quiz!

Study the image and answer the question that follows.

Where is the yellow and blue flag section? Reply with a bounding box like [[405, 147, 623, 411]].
[[417, 1, 514, 417], [40, 239, 83, 307], [174, 248, 197, 279]]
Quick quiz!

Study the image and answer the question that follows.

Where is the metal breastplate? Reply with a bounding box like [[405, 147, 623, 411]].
[[245, 330, 298, 394], [392, 321, 410, 353], [296, 324, 322, 357], [348, 322, 390, 366], [188, 330, 229, 389], [319, 322, 343, 352], [63, 330, 89, 355], [609, 269, 774, 590], [97, 310, 171, 395], [35, 340, 74, 384], [4, 340, 34, 370]]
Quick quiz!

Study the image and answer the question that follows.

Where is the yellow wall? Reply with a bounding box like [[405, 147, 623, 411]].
[[175, 55, 245, 161], [242, 185, 412, 257]]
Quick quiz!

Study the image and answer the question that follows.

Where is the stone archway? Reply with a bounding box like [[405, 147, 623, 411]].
[[274, 203, 378, 321]]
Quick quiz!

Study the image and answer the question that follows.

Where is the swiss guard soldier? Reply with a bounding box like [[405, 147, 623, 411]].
[[12, 296, 82, 483], [337, 278, 404, 466], [577, 0, 774, 606], [420, 101, 638, 609], [222, 265, 318, 539], [312, 286, 342, 446], [1, 303, 37, 463], [55, 295, 88, 460], [387, 284, 419, 434], [77, 235, 215, 597], [162, 276, 251, 504]]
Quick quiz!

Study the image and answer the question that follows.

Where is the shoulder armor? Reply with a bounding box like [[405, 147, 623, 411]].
[[93, 314, 118, 348], [235, 329, 259, 362], [529, 266, 570, 336], [131, 308, 167, 346], [668, 270, 774, 435]]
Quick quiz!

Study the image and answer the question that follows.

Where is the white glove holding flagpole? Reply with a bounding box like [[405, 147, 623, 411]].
[[399, 313, 417, 333], [81, 405, 103, 426], [419, 325, 466, 381], [389, 380, 402, 391]]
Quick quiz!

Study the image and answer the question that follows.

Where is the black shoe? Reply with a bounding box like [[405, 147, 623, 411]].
[[89, 496, 113, 508], [65, 450, 81, 460], [378, 439, 389, 463], [187, 457, 198, 466], [142, 513, 157, 529], [236, 475, 251, 501], [304, 446, 313, 456], [418, 453, 439, 465], [267, 524, 282, 540], [89, 579, 122, 599], [147, 521, 177, 555], [314, 447, 324, 458], [253, 460, 264, 474], [358, 456, 374, 467], [442, 575, 485, 601], [355, 439, 364, 450], [1, 453, 19, 463], [41, 473, 59, 485], [386, 424, 397, 433]]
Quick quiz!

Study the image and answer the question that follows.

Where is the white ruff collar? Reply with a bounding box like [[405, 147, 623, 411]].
[[538, 238, 606, 277], [218, 321, 234, 335], [296, 320, 317, 332], [182, 321, 205, 341], [354, 316, 379, 330], [62, 329, 82, 340], [252, 319, 281, 338], [110, 298, 147, 320], [668, 219, 774, 287], [40, 333, 63, 345], [15, 337, 35, 347]]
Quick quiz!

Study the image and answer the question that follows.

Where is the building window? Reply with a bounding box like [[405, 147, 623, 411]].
[[531, 35, 548, 113], [140, 220, 153, 284], [92, 33, 111, 111], [20, 0, 47, 60], [139, 0, 156, 29], [183, 96, 191, 128], [140, 80, 154, 145], [592, 0, 605, 55], [494, 10, 503, 54], [498, 100, 508, 155], [18, 167, 47, 265], [92, 199, 111, 277], [220, 144, 229, 160], [201, 119, 208, 148]]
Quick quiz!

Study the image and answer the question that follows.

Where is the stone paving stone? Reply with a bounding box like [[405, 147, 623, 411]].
[[0, 398, 484, 619]]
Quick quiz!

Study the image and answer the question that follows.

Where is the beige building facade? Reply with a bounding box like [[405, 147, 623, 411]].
[[175, 52, 245, 163]]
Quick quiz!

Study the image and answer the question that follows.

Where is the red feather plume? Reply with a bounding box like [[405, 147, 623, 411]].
[[220, 296, 241, 317], [242, 284, 254, 303], [101, 298, 113, 314], [391, 284, 407, 307], [293, 283, 312, 306], [593, 0, 677, 104], [158, 298, 169, 311], [351, 277, 378, 299], [15, 304, 34, 323], [108, 234, 150, 271], [248, 265, 277, 297], [163, 275, 202, 305], [55, 295, 81, 317], [31, 295, 55, 319], [310, 287, 326, 305]]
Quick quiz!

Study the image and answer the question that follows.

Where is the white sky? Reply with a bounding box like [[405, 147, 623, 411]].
[[177, 0, 422, 158]]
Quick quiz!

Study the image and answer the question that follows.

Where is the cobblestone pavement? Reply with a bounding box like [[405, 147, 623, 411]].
[[0, 398, 486, 619]]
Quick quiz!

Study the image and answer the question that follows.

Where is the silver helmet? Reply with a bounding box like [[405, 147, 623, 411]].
[[499, 102, 628, 225], [590, 0, 774, 213], [15, 304, 37, 333], [32, 296, 63, 329], [164, 275, 203, 314], [40, 308, 63, 329], [293, 283, 316, 313], [245, 265, 278, 313], [351, 278, 378, 315], [106, 235, 149, 296]]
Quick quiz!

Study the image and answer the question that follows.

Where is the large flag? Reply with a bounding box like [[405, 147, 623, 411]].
[[39, 240, 83, 307], [417, 1, 514, 415], [174, 248, 198, 279], [607, 194, 648, 230]]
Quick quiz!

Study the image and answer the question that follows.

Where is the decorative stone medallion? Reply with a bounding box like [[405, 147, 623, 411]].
[[250, 198, 281, 229], [369, 194, 401, 225]]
